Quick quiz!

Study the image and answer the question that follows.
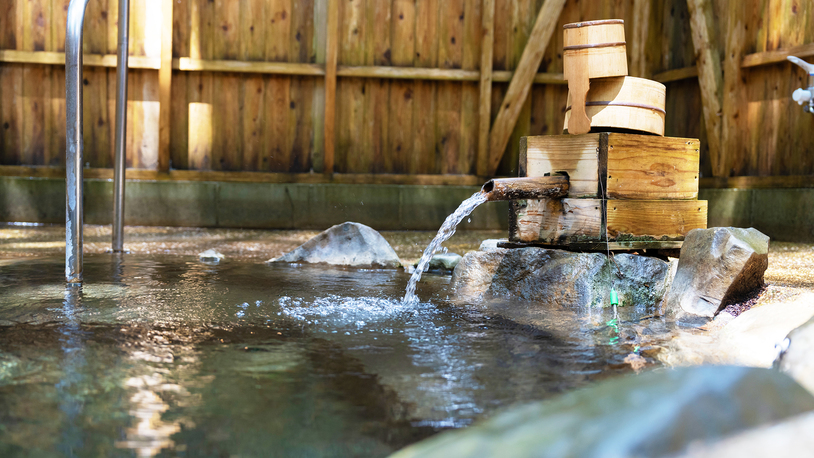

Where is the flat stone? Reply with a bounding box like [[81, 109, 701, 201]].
[[665, 227, 770, 317], [267, 222, 401, 268], [776, 315, 814, 395], [391, 366, 814, 458], [477, 239, 506, 251]]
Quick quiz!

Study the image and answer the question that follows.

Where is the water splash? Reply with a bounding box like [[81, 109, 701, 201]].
[[403, 192, 488, 303]]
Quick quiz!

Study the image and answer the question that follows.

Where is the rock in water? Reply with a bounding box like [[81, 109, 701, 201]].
[[665, 227, 769, 317], [776, 316, 814, 395], [451, 247, 671, 309], [199, 249, 225, 263], [415, 253, 462, 273], [390, 366, 814, 458], [267, 222, 401, 268]]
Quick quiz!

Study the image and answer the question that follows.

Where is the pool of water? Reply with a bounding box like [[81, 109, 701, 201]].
[[0, 253, 655, 457]]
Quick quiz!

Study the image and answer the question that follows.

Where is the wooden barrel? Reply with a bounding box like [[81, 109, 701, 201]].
[[564, 76, 666, 136], [563, 19, 629, 135]]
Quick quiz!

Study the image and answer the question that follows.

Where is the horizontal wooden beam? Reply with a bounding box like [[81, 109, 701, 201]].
[[700, 175, 814, 189], [741, 42, 814, 68], [337, 65, 478, 81], [0, 166, 485, 186], [174, 57, 325, 76], [652, 41, 814, 83], [653, 66, 699, 83], [0, 49, 565, 84], [0, 49, 160, 69]]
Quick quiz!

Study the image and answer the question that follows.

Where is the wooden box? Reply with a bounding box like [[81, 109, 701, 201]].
[[509, 132, 708, 246]]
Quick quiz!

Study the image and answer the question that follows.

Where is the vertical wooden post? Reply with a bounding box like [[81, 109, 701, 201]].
[[487, 0, 566, 176], [323, 0, 340, 175], [687, 0, 723, 176], [630, 0, 651, 78], [722, 2, 745, 176], [477, 0, 495, 177], [158, 0, 174, 172]]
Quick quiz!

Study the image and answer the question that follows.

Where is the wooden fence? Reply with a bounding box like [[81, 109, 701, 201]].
[[0, 0, 812, 185]]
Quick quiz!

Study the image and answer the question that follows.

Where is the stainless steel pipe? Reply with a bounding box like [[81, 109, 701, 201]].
[[65, 0, 92, 283], [112, 0, 130, 252], [480, 175, 570, 201]]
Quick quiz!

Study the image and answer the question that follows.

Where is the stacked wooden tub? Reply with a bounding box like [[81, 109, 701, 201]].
[[507, 20, 707, 251]]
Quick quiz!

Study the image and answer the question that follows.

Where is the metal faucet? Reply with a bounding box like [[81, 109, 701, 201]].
[[788, 56, 814, 114]]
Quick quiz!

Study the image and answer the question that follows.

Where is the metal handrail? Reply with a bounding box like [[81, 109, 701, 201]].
[[66, 0, 129, 283]]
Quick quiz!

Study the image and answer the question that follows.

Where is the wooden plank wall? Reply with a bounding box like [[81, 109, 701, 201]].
[[0, 0, 812, 179]]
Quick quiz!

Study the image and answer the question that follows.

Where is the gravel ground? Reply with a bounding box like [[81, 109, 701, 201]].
[[0, 223, 503, 266]]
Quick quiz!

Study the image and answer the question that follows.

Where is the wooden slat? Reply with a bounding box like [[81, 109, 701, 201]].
[[436, 0, 464, 174], [412, 0, 439, 174], [388, 0, 416, 174], [721, 2, 745, 176], [477, 0, 495, 177], [364, 0, 391, 172], [487, 0, 566, 176], [687, 0, 723, 176], [0, 165, 484, 186], [323, 0, 339, 174], [289, 0, 315, 173], [607, 200, 708, 239], [459, 0, 481, 176], [157, 0, 173, 172]]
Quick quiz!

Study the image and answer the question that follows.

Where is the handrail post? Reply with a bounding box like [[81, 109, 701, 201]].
[[112, 0, 130, 252], [65, 0, 92, 284]]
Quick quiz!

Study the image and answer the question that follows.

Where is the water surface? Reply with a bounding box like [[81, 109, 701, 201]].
[[0, 254, 652, 457]]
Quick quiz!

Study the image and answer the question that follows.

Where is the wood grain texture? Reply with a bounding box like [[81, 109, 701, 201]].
[[524, 133, 601, 197], [511, 198, 603, 243], [686, 0, 723, 176], [477, 0, 495, 177], [606, 133, 699, 199], [487, 0, 566, 175], [158, 0, 174, 172], [607, 200, 708, 239], [323, 0, 339, 174]]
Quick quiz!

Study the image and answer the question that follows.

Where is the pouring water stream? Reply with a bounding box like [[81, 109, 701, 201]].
[[403, 192, 488, 303]]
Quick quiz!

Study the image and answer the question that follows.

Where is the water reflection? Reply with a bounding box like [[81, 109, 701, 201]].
[[57, 284, 87, 456]]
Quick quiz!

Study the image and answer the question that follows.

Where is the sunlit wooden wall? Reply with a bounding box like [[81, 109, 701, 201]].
[[0, 0, 811, 182]]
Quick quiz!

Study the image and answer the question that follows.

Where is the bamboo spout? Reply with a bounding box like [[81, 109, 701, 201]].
[[481, 175, 570, 201]]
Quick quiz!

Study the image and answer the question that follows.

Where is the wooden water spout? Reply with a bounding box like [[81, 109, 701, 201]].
[[481, 176, 570, 202]]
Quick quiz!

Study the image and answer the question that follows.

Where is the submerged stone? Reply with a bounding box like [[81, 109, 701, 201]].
[[665, 227, 769, 317], [267, 222, 401, 268], [390, 366, 814, 458], [450, 247, 671, 310], [423, 253, 462, 272], [199, 249, 225, 263]]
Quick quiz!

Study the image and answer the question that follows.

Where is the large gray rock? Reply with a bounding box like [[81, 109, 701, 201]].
[[267, 222, 400, 268], [776, 316, 814, 395], [660, 292, 814, 368], [665, 227, 769, 317], [451, 247, 671, 309], [390, 366, 814, 458]]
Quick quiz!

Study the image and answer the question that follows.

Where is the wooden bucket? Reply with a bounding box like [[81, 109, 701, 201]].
[[563, 19, 628, 135], [563, 76, 666, 136]]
